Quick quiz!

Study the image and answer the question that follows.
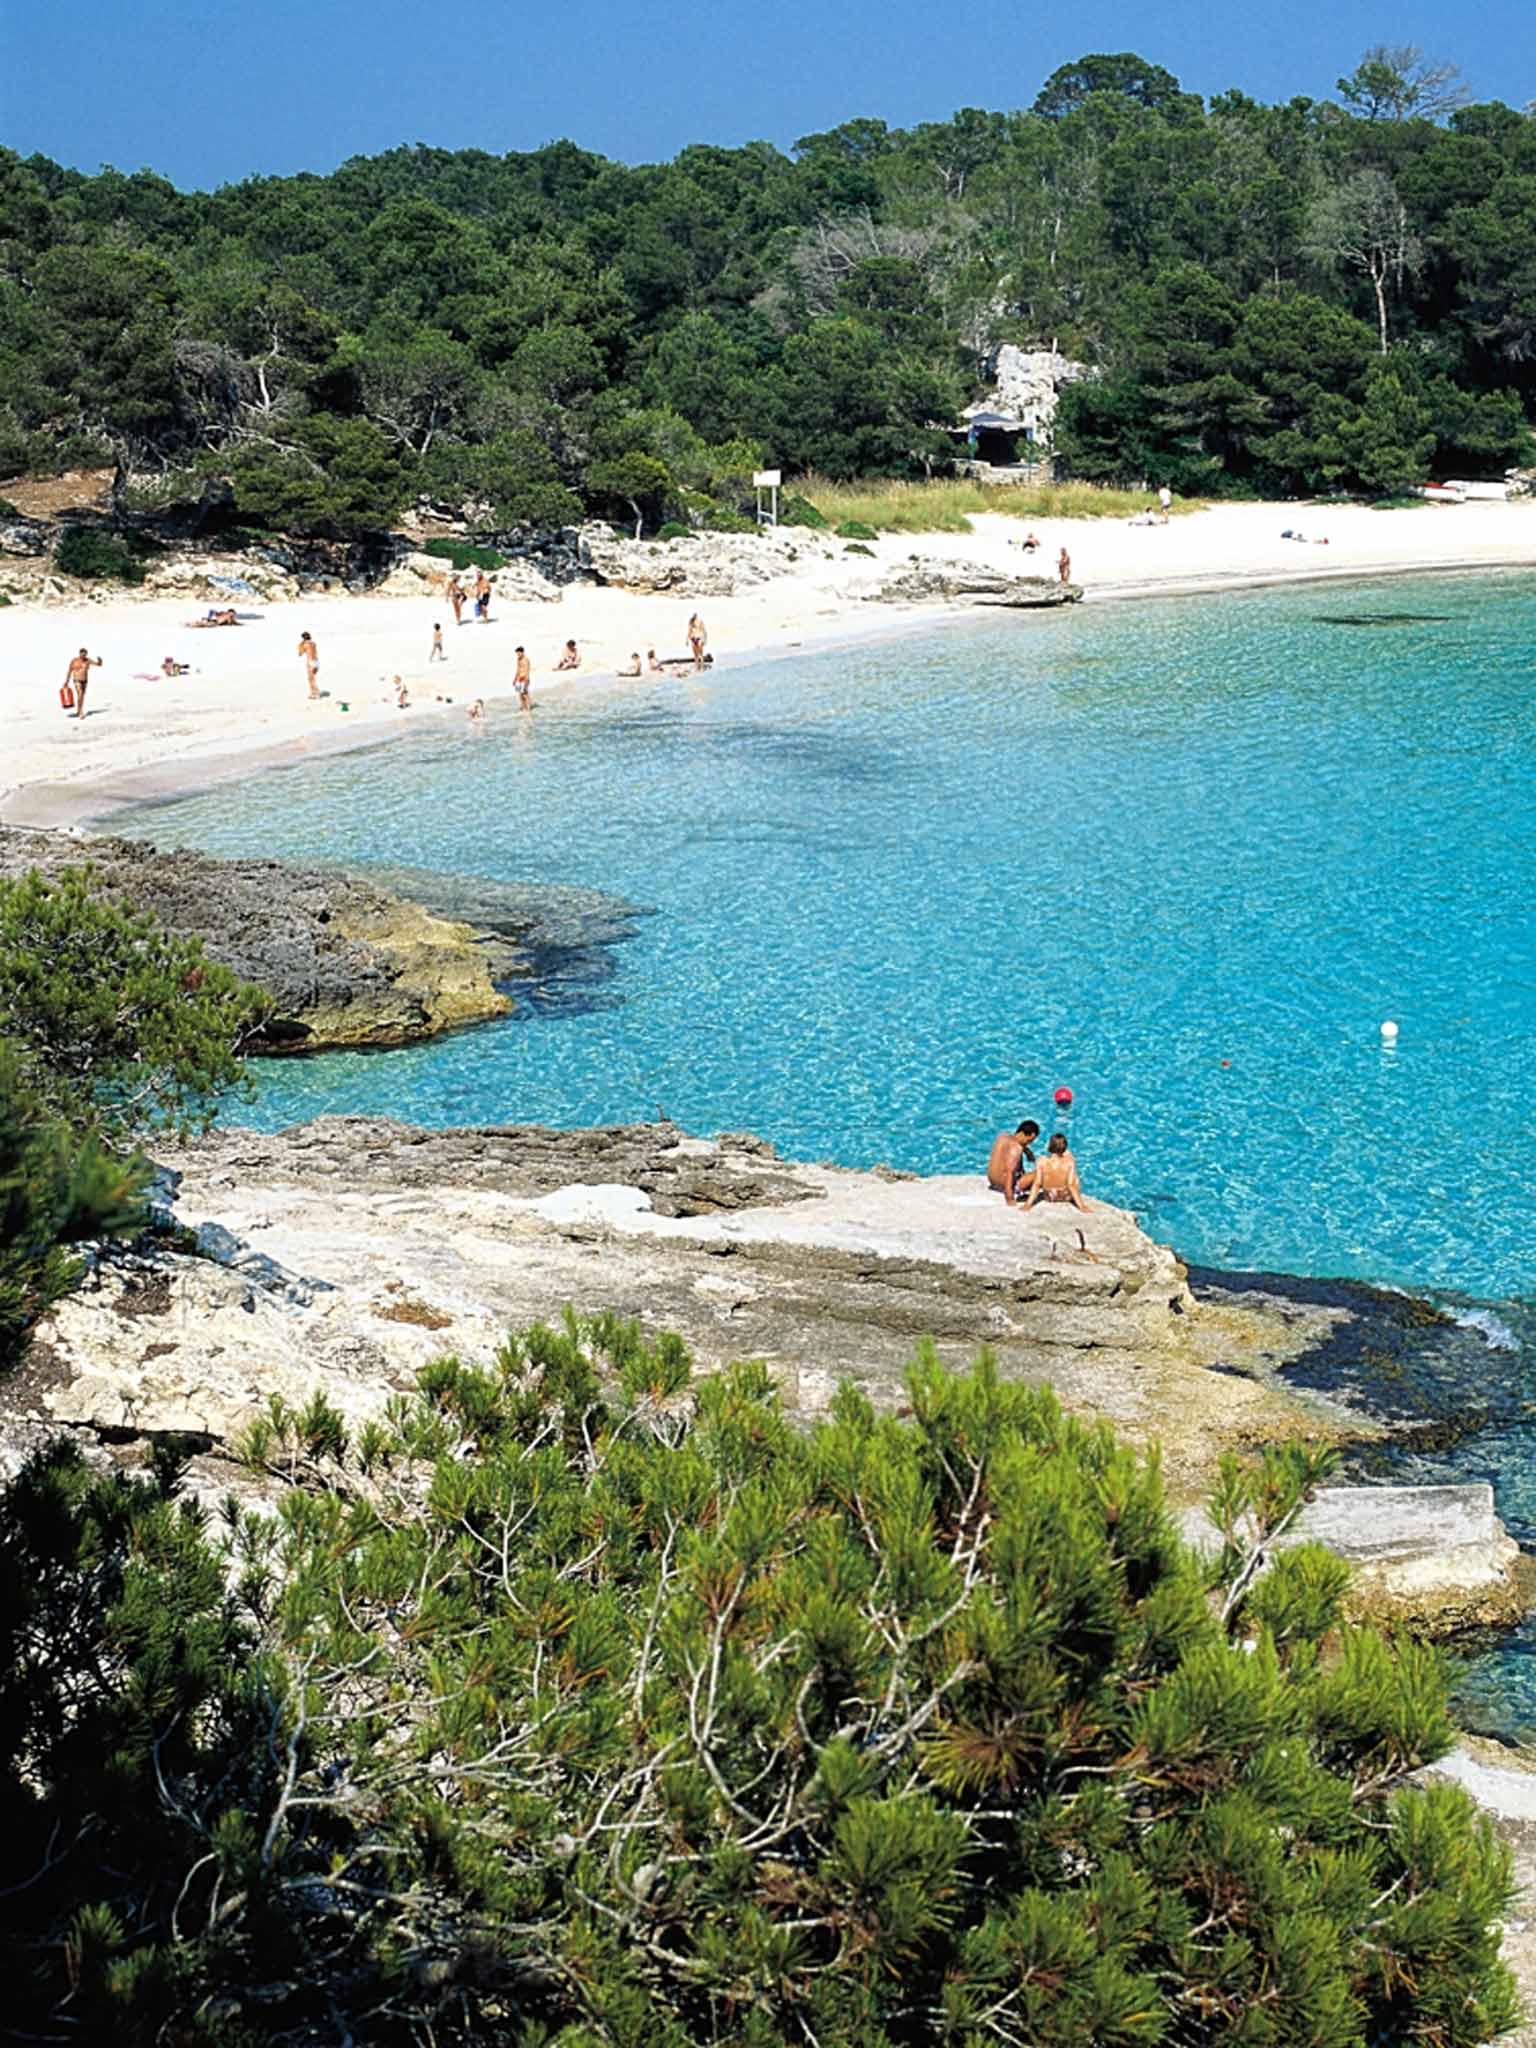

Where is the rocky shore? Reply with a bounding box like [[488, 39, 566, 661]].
[[5, 1113, 1524, 1641], [0, 826, 642, 1051]]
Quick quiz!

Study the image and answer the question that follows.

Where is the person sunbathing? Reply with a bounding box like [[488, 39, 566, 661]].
[[986, 1120, 1040, 1206], [161, 656, 189, 677], [1023, 1132, 1086, 1211], [554, 640, 581, 670], [647, 649, 665, 673], [189, 608, 240, 627]]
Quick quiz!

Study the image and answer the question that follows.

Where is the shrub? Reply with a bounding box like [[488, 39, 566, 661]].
[[422, 537, 506, 572], [0, 867, 264, 1144], [835, 518, 879, 539], [0, 1039, 146, 1362], [778, 491, 829, 528], [0, 1330, 1514, 2043], [653, 520, 691, 541], [844, 540, 876, 556], [703, 505, 756, 533], [54, 526, 149, 584]]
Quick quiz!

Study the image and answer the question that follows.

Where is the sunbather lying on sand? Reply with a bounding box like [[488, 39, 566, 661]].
[[188, 608, 240, 627]]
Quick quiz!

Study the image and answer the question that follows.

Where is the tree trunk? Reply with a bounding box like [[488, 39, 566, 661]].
[[1372, 263, 1389, 354]]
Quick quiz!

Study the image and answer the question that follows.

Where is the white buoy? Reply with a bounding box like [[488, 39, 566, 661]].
[[1380, 1020, 1399, 1042]]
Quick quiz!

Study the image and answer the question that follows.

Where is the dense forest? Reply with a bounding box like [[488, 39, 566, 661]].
[[2, 46, 1534, 536]]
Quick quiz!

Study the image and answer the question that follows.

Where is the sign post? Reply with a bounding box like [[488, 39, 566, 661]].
[[753, 469, 782, 528]]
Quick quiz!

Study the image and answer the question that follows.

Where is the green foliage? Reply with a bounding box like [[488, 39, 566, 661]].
[[0, 1039, 147, 1361], [703, 504, 756, 532], [54, 525, 150, 584], [653, 519, 691, 540], [0, 1327, 1516, 2043], [778, 491, 828, 527], [1, 68, 1533, 524], [0, 867, 263, 1144], [422, 536, 506, 571], [835, 517, 880, 538]]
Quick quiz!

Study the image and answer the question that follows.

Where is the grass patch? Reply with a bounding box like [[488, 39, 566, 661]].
[[800, 476, 1205, 533], [423, 537, 506, 571]]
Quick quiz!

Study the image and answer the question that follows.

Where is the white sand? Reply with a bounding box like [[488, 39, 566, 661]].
[[3, 498, 1532, 827]]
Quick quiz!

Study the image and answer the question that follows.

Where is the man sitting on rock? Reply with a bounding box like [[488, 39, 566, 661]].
[[987, 1120, 1040, 1206]]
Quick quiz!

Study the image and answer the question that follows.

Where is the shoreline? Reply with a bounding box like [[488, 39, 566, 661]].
[[3, 498, 1532, 832]]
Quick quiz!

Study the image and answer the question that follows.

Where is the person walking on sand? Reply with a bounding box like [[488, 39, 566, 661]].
[[447, 575, 466, 627], [64, 646, 101, 719], [687, 612, 708, 669], [297, 630, 320, 699], [515, 645, 532, 711], [1158, 483, 1172, 522], [429, 622, 446, 663], [474, 569, 492, 622], [987, 1120, 1041, 1207], [1057, 547, 1072, 586], [1023, 1132, 1087, 1211]]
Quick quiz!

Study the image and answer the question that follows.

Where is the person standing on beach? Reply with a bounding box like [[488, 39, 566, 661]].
[[687, 612, 708, 669], [429, 622, 446, 663], [1158, 484, 1172, 522], [515, 645, 532, 711], [64, 646, 101, 719], [447, 575, 466, 626], [1057, 547, 1072, 586], [475, 569, 492, 622], [297, 630, 320, 699]]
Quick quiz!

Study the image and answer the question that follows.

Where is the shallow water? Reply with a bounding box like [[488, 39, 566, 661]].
[[145, 570, 1536, 1300]]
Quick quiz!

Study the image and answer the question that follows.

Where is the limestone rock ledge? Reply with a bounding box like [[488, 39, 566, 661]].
[[0, 826, 513, 1050], [7, 1117, 1523, 1640]]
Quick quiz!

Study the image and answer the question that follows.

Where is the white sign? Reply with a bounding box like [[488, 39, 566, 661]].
[[752, 469, 782, 489]]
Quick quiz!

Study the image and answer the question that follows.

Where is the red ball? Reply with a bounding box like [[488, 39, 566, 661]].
[[1053, 1086, 1073, 1107]]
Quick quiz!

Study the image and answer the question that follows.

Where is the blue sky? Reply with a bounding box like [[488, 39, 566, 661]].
[[4, 0, 1533, 190]]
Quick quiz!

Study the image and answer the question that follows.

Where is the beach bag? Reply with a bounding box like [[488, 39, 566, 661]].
[[59, 680, 75, 710]]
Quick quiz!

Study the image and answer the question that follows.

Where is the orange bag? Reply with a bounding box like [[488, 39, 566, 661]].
[[60, 681, 75, 710]]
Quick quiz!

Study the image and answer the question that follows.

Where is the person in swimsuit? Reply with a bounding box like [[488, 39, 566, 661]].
[[515, 646, 532, 710], [64, 647, 101, 719], [1057, 547, 1072, 586], [1024, 1132, 1086, 1210], [618, 652, 641, 677], [986, 1120, 1040, 1206], [447, 575, 466, 626], [430, 623, 446, 662], [554, 640, 581, 670], [687, 612, 707, 669], [298, 631, 320, 700], [474, 569, 492, 621], [647, 648, 664, 673]]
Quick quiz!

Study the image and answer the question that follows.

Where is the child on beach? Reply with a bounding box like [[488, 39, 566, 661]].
[[430, 623, 446, 662]]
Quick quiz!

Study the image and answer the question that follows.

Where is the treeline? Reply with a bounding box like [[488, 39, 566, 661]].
[[1, 45, 1533, 535]]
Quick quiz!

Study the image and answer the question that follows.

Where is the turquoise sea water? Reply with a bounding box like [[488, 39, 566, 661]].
[[136, 568, 1536, 1728], [144, 570, 1536, 1301]]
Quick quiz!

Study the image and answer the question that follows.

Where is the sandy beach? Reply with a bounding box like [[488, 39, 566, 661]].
[[3, 497, 1533, 827]]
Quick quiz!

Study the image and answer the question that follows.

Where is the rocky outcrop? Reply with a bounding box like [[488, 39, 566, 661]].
[[966, 344, 1087, 448], [374, 552, 562, 603], [869, 562, 1082, 607], [579, 522, 840, 595], [8, 1114, 1525, 1640], [18, 1117, 1343, 1482], [0, 827, 516, 1050]]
